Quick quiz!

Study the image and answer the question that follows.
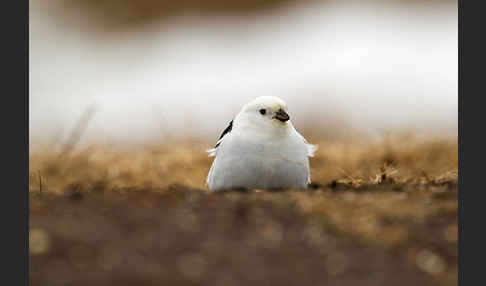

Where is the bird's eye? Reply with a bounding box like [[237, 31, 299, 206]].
[[259, 109, 266, 115]]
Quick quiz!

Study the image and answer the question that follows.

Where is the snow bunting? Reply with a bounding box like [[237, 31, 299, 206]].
[[206, 96, 317, 191]]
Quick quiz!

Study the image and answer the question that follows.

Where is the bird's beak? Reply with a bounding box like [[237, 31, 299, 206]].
[[274, 109, 290, 122]]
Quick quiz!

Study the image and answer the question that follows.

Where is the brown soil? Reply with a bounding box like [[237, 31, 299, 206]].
[[29, 137, 458, 286]]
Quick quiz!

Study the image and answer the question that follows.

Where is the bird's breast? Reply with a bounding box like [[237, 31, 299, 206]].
[[210, 133, 309, 190]]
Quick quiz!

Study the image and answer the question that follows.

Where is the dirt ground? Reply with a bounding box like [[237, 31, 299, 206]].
[[29, 136, 458, 286]]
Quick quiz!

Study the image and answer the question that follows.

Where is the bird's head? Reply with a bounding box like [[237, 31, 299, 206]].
[[234, 96, 293, 135]]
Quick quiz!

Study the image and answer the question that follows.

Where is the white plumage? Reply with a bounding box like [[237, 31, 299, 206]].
[[206, 96, 317, 191]]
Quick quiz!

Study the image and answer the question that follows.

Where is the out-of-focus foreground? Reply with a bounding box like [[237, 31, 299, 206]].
[[29, 135, 458, 286]]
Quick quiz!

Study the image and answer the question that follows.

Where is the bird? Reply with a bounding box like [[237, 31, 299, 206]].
[[206, 96, 317, 191]]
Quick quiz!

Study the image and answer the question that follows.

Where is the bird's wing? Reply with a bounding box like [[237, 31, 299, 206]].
[[304, 139, 317, 184], [305, 140, 318, 157], [207, 119, 233, 157], [295, 131, 317, 157], [294, 132, 317, 184]]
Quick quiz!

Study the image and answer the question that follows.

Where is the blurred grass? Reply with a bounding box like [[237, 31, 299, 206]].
[[29, 133, 457, 194]]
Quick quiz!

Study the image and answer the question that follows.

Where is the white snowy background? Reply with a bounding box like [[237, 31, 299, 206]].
[[29, 0, 457, 148]]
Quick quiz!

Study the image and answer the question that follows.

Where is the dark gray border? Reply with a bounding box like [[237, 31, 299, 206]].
[[458, 0, 480, 285], [1, 0, 29, 284]]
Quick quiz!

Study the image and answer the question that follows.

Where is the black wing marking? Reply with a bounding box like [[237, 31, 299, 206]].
[[215, 120, 233, 148]]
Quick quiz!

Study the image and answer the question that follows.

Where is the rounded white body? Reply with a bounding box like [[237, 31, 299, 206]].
[[207, 127, 311, 191]]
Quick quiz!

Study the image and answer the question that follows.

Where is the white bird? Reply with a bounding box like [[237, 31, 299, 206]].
[[206, 96, 317, 191]]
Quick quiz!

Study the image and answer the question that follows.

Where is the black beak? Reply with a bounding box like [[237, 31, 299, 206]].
[[274, 109, 290, 122]]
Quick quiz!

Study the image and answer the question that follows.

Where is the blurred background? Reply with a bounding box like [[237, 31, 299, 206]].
[[29, 0, 457, 149]]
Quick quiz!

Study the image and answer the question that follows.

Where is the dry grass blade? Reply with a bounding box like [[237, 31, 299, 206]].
[[59, 105, 97, 157]]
